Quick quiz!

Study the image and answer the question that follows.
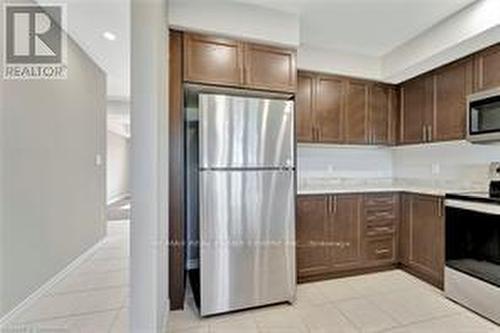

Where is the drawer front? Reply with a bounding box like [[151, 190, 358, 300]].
[[366, 237, 396, 262], [366, 224, 396, 237], [364, 194, 397, 207], [365, 207, 396, 221]]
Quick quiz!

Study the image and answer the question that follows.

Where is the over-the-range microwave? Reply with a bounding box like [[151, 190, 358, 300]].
[[467, 87, 500, 143]]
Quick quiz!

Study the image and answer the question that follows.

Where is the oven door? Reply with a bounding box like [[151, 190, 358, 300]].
[[467, 88, 500, 142], [444, 199, 500, 324]]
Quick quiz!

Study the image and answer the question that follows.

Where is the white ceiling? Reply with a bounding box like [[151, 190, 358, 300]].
[[37, 0, 130, 99], [233, 0, 477, 56], [35, 0, 476, 98]]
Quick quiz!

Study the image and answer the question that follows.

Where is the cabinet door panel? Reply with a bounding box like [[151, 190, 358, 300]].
[[409, 195, 444, 284], [296, 73, 315, 142], [183, 33, 243, 87], [475, 45, 500, 92], [401, 77, 431, 144], [370, 85, 390, 145], [434, 60, 471, 141], [331, 195, 361, 267], [297, 196, 330, 278], [316, 76, 344, 143], [345, 81, 369, 144], [245, 44, 297, 92]]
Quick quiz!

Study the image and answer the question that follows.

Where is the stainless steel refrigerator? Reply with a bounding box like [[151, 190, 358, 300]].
[[198, 93, 296, 316]]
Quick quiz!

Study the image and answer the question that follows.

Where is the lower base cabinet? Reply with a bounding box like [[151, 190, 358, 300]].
[[297, 193, 398, 282], [297, 192, 444, 288], [400, 194, 445, 288]]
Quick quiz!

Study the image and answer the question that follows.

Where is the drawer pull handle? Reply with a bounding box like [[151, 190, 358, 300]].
[[375, 249, 390, 255]]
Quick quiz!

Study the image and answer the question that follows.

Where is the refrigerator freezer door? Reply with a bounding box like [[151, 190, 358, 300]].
[[199, 170, 296, 316], [199, 94, 294, 169]]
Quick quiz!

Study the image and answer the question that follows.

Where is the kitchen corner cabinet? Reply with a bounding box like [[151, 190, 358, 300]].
[[400, 194, 445, 288], [400, 58, 472, 144], [297, 71, 396, 145], [183, 32, 297, 93]]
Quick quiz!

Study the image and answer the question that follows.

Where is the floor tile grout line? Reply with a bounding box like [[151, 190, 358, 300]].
[[48, 284, 130, 296], [12, 307, 124, 326]]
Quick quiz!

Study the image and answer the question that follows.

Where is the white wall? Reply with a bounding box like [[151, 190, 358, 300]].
[[107, 131, 130, 203], [298, 145, 393, 180], [130, 0, 169, 331], [169, 0, 300, 47], [392, 141, 500, 189], [0, 3, 106, 318]]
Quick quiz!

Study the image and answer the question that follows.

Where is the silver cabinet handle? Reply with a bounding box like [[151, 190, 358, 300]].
[[422, 126, 427, 142], [427, 125, 433, 142], [375, 248, 390, 255]]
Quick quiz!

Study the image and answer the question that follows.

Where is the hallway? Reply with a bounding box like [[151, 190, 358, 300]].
[[5, 221, 130, 332]]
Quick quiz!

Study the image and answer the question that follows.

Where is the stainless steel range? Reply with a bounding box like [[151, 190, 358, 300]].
[[445, 191, 500, 324]]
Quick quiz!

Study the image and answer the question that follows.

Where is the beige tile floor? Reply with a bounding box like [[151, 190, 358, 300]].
[[170, 270, 500, 333], [4, 219, 500, 333], [4, 221, 129, 333]]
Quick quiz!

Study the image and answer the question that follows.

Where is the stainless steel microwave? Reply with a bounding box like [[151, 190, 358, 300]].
[[467, 87, 500, 143]]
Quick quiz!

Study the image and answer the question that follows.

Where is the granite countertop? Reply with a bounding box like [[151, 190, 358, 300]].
[[297, 178, 486, 197]]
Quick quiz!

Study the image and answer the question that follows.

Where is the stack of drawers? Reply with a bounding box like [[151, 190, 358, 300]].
[[363, 193, 399, 265]]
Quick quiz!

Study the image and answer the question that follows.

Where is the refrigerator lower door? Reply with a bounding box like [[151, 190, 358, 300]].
[[199, 170, 296, 316]]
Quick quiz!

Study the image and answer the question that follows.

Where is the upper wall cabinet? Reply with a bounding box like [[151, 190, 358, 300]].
[[345, 80, 369, 144], [183, 32, 297, 93], [244, 43, 297, 92], [433, 59, 473, 142], [183, 33, 244, 88], [400, 58, 472, 144], [297, 71, 397, 145], [315, 75, 345, 144], [474, 44, 500, 92], [400, 76, 433, 144], [370, 85, 399, 145]]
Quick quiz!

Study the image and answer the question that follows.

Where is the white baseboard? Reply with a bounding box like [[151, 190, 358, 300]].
[[0, 237, 107, 328], [107, 193, 130, 206]]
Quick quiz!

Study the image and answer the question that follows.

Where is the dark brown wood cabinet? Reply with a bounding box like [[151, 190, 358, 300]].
[[316, 75, 345, 143], [433, 59, 472, 142], [183, 33, 244, 87], [362, 193, 399, 266], [345, 81, 369, 144], [296, 73, 315, 142], [297, 194, 362, 281], [400, 194, 445, 288], [183, 32, 296, 92], [331, 195, 362, 268], [400, 58, 472, 144], [245, 43, 297, 92], [296, 71, 396, 145], [297, 195, 331, 277], [370, 85, 399, 145], [474, 44, 500, 92], [400, 76, 432, 144], [297, 193, 400, 282]]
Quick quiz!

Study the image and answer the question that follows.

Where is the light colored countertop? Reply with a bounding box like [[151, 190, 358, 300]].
[[297, 178, 486, 197]]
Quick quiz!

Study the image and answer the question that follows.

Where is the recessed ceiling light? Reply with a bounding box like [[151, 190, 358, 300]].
[[103, 32, 117, 41]]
